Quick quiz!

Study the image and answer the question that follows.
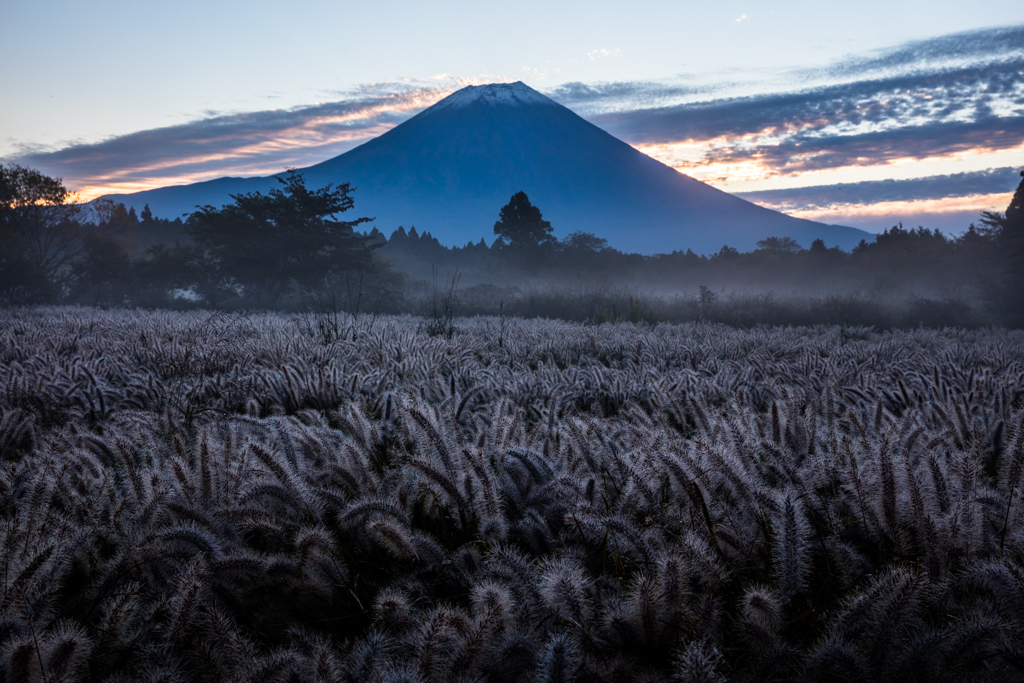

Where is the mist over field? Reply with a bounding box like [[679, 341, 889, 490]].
[[5, 78, 1024, 330]]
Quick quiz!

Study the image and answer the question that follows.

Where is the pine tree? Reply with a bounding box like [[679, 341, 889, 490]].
[[980, 170, 1024, 326], [493, 191, 555, 250]]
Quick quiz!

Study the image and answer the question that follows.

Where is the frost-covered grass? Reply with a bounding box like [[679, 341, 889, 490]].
[[2, 307, 1024, 682]]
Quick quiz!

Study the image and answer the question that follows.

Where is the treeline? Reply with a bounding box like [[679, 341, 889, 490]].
[[0, 165, 187, 306], [0, 167, 390, 310], [2, 164, 1023, 327], [378, 189, 1024, 327], [382, 224, 991, 295]]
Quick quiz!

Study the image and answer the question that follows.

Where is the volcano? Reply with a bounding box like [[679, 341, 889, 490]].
[[104, 82, 870, 254]]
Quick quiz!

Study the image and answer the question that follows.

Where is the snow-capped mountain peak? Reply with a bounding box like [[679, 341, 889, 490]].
[[429, 81, 557, 110]]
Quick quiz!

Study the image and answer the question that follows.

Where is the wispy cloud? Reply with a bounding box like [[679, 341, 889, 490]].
[[587, 48, 621, 61], [736, 167, 1019, 207], [763, 194, 1015, 233], [582, 59, 1024, 176], [6, 84, 457, 199], [819, 24, 1024, 78], [735, 167, 1020, 232], [551, 24, 1024, 112]]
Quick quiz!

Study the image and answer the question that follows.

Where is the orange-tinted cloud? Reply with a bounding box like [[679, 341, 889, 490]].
[[11, 86, 454, 200], [766, 193, 1015, 234], [754, 192, 1011, 221], [733, 167, 1021, 232]]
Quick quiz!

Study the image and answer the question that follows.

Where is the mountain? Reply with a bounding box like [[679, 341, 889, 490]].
[[103, 82, 871, 254]]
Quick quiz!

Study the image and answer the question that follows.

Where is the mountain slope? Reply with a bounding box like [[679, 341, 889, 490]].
[[104, 82, 871, 254]]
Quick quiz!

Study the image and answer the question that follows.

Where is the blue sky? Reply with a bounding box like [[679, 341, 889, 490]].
[[1, 0, 1022, 233]]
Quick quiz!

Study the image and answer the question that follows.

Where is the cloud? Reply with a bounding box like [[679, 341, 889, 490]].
[[733, 167, 1021, 234], [819, 24, 1024, 78], [547, 81, 713, 113], [551, 25, 1024, 113], [587, 48, 621, 61], [5, 84, 455, 197], [552, 25, 1024, 175], [735, 14, 749, 23], [736, 167, 1021, 207], [588, 59, 1023, 152], [770, 194, 1015, 235], [700, 115, 1024, 175], [551, 49, 1023, 189]]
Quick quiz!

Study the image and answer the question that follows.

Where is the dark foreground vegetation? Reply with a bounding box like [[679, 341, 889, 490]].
[[3, 308, 1024, 681], [2, 165, 1023, 328]]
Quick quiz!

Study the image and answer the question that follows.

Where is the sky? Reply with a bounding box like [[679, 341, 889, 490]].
[[1, 0, 1022, 235]]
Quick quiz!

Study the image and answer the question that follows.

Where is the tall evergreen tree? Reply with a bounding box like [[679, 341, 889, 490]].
[[981, 171, 1024, 326], [493, 191, 555, 250]]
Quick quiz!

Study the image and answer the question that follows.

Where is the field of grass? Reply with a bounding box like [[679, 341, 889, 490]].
[[2, 308, 1024, 682]]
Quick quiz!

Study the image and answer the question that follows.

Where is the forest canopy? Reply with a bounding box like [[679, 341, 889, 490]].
[[1, 165, 1023, 328]]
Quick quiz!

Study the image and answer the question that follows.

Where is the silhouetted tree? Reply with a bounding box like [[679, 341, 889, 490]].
[[561, 231, 609, 253], [715, 245, 740, 261], [804, 237, 846, 275], [74, 200, 139, 305], [851, 223, 954, 292], [185, 171, 376, 306], [132, 243, 211, 307], [0, 227, 50, 305], [0, 164, 82, 299], [980, 171, 1024, 326], [75, 233, 132, 305], [756, 236, 802, 253], [555, 231, 620, 278], [1007, 170, 1024, 222], [493, 191, 555, 250]]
